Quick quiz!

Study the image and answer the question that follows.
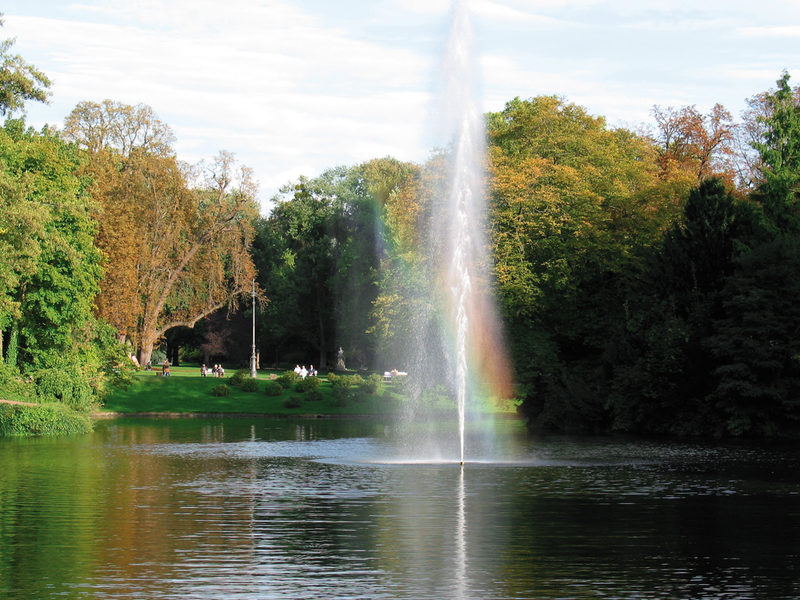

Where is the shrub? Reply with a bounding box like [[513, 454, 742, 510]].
[[330, 374, 353, 402], [363, 373, 383, 394], [276, 370, 299, 389], [393, 374, 411, 395], [0, 364, 37, 402], [229, 370, 249, 386], [264, 381, 283, 396], [0, 403, 93, 436], [331, 374, 365, 404], [211, 384, 230, 397], [33, 368, 96, 412], [283, 397, 302, 409], [240, 378, 259, 392], [305, 389, 324, 402], [295, 376, 321, 393]]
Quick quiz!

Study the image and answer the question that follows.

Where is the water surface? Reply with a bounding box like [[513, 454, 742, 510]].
[[1, 418, 799, 599]]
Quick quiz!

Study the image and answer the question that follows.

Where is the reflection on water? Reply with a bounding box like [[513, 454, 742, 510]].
[[1, 418, 800, 599]]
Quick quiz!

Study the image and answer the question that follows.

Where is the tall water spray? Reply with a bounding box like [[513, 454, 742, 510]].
[[440, 0, 499, 465], [391, 0, 511, 464]]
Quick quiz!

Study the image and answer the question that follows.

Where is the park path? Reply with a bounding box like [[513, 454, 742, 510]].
[[0, 398, 38, 407]]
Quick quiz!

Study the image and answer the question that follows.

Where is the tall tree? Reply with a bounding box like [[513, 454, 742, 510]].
[[486, 96, 691, 431], [0, 119, 119, 409], [751, 71, 800, 233], [0, 15, 50, 116], [64, 101, 259, 365]]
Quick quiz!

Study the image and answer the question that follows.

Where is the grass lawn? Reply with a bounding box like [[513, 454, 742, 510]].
[[101, 366, 398, 416]]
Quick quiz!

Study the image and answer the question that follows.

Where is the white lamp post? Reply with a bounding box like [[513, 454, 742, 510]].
[[250, 279, 257, 378]]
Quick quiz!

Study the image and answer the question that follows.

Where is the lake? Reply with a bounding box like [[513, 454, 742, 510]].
[[1, 417, 799, 599]]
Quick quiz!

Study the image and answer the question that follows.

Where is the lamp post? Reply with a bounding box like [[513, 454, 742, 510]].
[[250, 279, 257, 378]]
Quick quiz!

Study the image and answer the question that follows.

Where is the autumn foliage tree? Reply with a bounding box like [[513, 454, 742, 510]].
[[64, 100, 259, 365], [649, 103, 736, 184]]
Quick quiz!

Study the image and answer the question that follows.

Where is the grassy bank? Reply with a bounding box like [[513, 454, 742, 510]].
[[102, 366, 519, 417], [102, 366, 400, 416], [0, 401, 94, 436]]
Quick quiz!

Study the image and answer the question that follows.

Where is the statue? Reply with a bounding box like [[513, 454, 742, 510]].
[[336, 347, 346, 371]]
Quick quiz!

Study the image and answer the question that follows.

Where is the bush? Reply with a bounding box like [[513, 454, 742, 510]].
[[283, 397, 302, 409], [33, 368, 96, 412], [363, 373, 383, 394], [264, 381, 283, 396], [393, 374, 411, 395], [348, 374, 365, 388], [0, 364, 37, 402], [305, 389, 324, 402], [0, 403, 93, 436], [229, 370, 249, 387], [276, 370, 299, 389], [295, 376, 321, 393], [211, 384, 230, 397], [331, 374, 365, 403], [240, 378, 259, 392]]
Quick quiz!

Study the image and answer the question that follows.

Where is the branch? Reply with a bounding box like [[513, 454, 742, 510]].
[[154, 300, 227, 339]]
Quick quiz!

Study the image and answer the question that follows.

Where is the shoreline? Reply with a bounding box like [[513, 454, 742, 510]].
[[92, 410, 523, 420]]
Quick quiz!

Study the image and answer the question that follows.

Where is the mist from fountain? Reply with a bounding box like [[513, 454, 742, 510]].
[[387, 0, 512, 465]]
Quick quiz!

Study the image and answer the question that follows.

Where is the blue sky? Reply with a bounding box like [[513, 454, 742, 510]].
[[3, 0, 799, 210]]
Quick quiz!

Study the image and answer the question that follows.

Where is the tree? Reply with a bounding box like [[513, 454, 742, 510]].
[[64, 101, 259, 365], [0, 15, 50, 116], [0, 119, 121, 409], [751, 71, 800, 233], [608, 178, 761, 435], [705, 239, 800, 437], [650, 103, 736, 183]]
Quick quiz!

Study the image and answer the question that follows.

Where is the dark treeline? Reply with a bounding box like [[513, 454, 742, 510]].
[[253, 74, 800, 439]]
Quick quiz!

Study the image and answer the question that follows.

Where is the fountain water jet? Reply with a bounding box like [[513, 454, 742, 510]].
[[387, 0, 512, 465], [441, 0, 510, 465]]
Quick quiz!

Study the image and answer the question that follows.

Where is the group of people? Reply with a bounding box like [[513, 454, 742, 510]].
[[201, 364, 225, 377], [293, 364, 317, 379]]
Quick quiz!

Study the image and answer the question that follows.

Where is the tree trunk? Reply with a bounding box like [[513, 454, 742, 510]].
[[138, 331, 158, 368], [168, 343, 180, 366], [317, 311, 326, 369]]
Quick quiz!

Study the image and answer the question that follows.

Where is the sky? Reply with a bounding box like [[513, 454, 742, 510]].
[[3, 0, 799, 211]]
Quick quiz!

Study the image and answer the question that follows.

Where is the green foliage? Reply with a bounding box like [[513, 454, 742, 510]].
[[264, 381, 283, 396], [705, 238, 800, 436], [362, 373, 383, 394], [0, 120, 102, 365], [329, 373, 366, 404], [0, 402, 92, 436], [275, 370, 299, 389], [229, 369, 249, 386], [240, 378, 259, 392], [752, 71, 800, 234], [0, 363, 36, 402], [33, 367, 95, 412], [0, 25, 51, 116], [211, 384, 229, 397], [252, 159, 419, 370], [295, 376, 320, 393]]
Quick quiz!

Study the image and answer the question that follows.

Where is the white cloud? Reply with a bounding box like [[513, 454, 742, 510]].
[[737, 25, 800, 38], [3, 0, 799, 211], [4, 4, 437, 210]]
